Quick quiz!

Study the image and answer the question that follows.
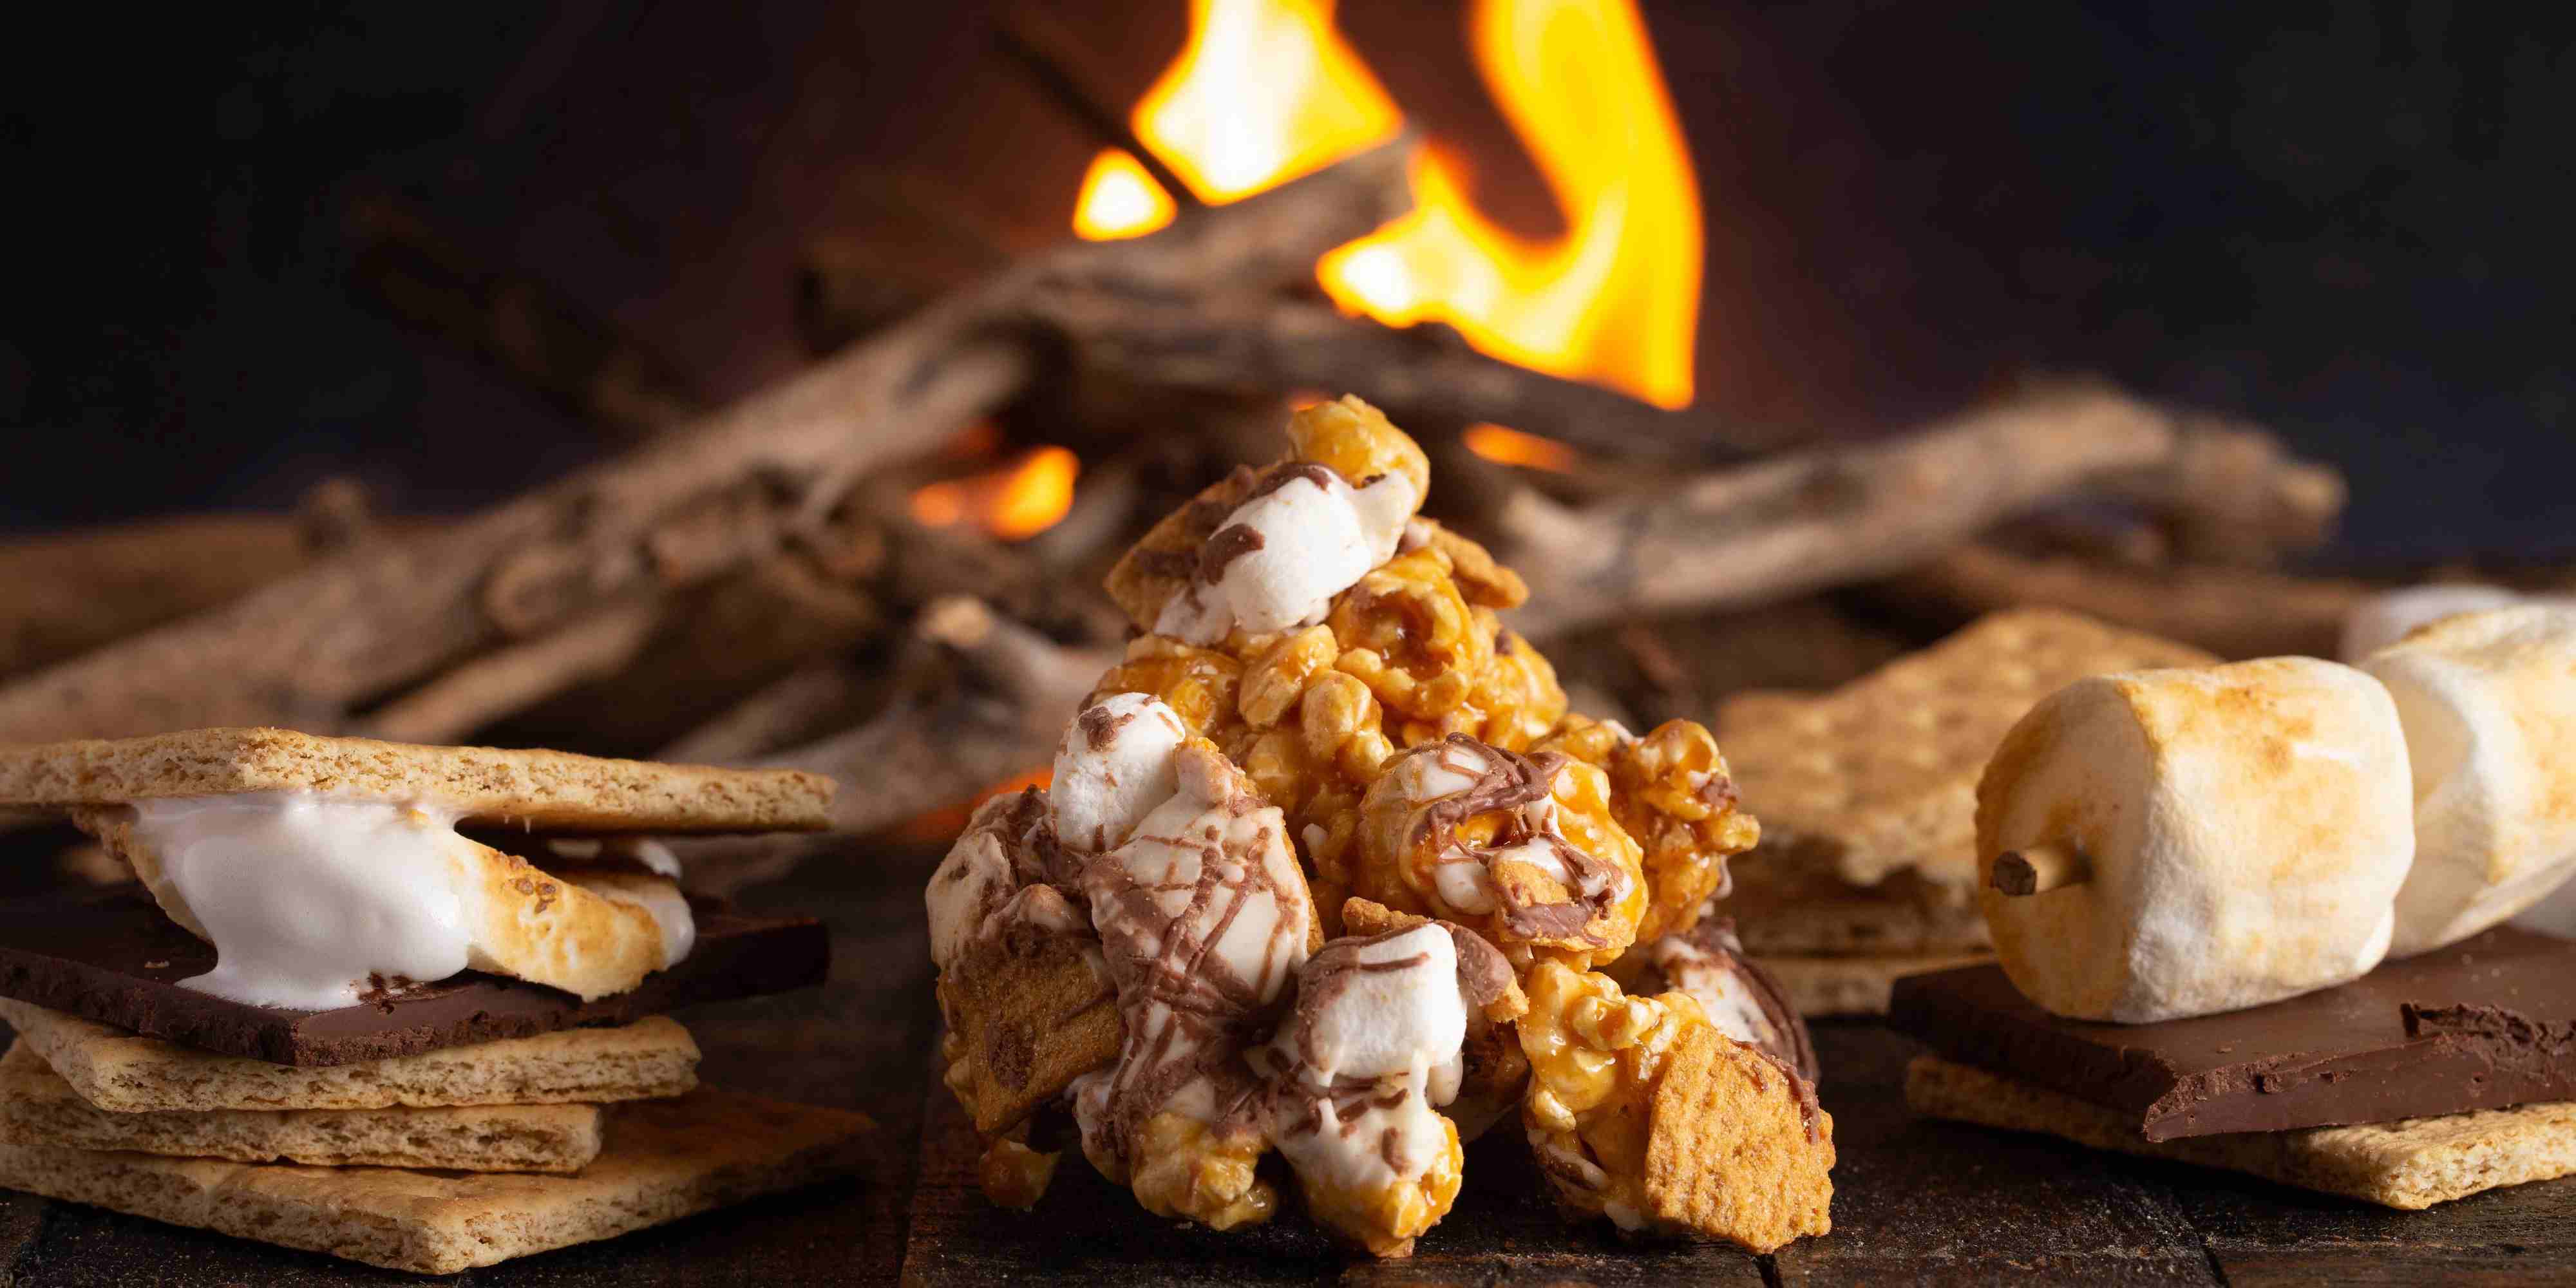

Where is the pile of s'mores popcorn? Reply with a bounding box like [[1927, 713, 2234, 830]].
[[1891, 600, 2576, 1208], [929, 397, 1835, 1256], [0, 730, 871, 1274]]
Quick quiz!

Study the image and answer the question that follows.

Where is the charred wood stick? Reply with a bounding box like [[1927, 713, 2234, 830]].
[[657, 663, 882, 766], [347, 194, 705, 440], [1873, 544, 2376, 660], [1486, 381, 2251, 638], [0, 138, 1412, 743], [357, 596, 665, 744], [991, 6, 1205, 213], [749, 597, 1110, 837], [1016, 293, 1765, 460]]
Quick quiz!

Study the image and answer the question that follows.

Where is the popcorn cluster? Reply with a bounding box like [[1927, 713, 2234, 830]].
[[927, 397, 1830, 1256]]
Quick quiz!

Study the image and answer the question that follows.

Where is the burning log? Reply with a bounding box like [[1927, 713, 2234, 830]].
[[0, 138, 1414, 744]]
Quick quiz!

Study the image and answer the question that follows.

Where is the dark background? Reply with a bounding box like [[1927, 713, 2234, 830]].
[[8, 1, 2570, 564]]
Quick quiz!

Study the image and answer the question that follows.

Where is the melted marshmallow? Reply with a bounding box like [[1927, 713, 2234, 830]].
[[1154, 468, 1417, 644], [128, 793, 484, 1010], [1050, 693, 1189, 853], [574, 874, 697, 969]]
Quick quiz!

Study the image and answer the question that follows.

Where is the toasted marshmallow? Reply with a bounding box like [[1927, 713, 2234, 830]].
[[573, 871, 696, 969], [1153, 464, 1418, 645], [1976, 658, 2414, 1022], [125, 794, 481, 1010], [1050, 694, 1190, 853], [2363, 605, 2576, 955], [118, 793, 699, 1010], [2341, 583, 2529, 660]]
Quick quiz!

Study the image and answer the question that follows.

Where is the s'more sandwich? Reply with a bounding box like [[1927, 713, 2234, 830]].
[[0, 727, 873, 1274], [1715, 609, 2214, 1015]]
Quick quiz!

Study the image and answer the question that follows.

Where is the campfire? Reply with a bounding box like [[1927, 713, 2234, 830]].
[[0, 0, 2462, 887]]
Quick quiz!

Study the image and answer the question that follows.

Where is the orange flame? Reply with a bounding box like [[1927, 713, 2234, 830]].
[[1072, 0, 1701, 410], [909, 446, 1081, 540], [1461, 422, 1579, 473]]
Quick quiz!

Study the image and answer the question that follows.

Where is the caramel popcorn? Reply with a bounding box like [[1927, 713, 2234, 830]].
[[1541, 714, 1762, 943], [930, 396, 1824, 1258]]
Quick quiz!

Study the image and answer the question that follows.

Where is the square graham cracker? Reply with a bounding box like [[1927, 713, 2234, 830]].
[[0, 726, 831, 833], [0, 1088, 873, 1274], [1907, 1054, 2576, 1209], [0, 1042, 603, 1173], [1717, 609, 2213, 893], [0, 1000, 697, 1113]]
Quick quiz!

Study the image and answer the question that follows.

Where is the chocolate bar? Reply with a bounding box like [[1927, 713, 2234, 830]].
[[1889, 925, 2576, 1140], [0, 887, 827, 1066]]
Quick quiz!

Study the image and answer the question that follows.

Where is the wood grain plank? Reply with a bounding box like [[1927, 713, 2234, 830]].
[[2171, 1153, 2576, 1288], [900, 1062, 1768, 1285], [1770, 1025, 2217, 1286]]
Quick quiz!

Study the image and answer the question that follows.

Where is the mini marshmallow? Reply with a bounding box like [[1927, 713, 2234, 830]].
[[1976, 657, 2414, 1023], [1153, 465, 1417, 645], [1048, 693, 1189, 853], [1272, 925, 1466, 1083], [2363, 605, 2576, 955]]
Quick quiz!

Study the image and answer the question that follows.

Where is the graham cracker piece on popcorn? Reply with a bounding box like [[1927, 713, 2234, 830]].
[[0, 1041, 603, 1173], [1642, 1021, 1835, 1251], [1717, 609, 2214, 892], [940, 928, 1121, 1134], [0, 1088, 872, 1274], [1907, 1054, 2576, 1209], [0, 1000, 697, 1113]]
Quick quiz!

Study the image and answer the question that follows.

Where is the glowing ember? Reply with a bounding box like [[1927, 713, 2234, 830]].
[[1461, 422, 1580, 473], [1071, 0, 1703, 411], [909, 446, 1081, 540]]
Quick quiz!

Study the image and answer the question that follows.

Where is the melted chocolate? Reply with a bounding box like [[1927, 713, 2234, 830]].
[[1889, 926, 2576, 1140], [0, 887, 827, 1066]]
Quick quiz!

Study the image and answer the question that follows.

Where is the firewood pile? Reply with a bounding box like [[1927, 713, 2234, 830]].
[[3, 27, 2555, 886]]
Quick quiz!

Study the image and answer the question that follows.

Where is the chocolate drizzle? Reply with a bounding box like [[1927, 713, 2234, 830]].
[[1244, 460, 1341, 502], [1198, 524, 1265, 583], [1644, 918, 1819, 1084], [1401, 735, 1627, 947], [1078, 762, 1311, 1166]]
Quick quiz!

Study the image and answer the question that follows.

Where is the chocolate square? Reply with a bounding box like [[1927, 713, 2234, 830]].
[[1888, 926, 2576, 1140], [0, 887, 827, 1065]]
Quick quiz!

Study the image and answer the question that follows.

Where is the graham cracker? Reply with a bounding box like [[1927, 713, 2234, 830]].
[[1727, 854, 1991, 957], [0, 1042, 601, 1173], [0, 1000, 697, 1113], [0, 726, 831, 833], [938, 930, 1119, 1134], [1642, 1023, 1835, 1251], [0, 1087, 873, 1274], [1754, 951, 1995, 1017], [1907, 1054, 2576, 1209], [1716, 609, 2213, 892]]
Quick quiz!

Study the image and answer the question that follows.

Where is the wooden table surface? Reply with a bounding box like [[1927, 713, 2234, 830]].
[[2, 843, 2569, 1285]]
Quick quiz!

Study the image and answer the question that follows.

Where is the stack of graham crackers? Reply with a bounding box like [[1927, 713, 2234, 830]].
[[1716, 609, 2215, 1014], [0, 729, 873, 1275]]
